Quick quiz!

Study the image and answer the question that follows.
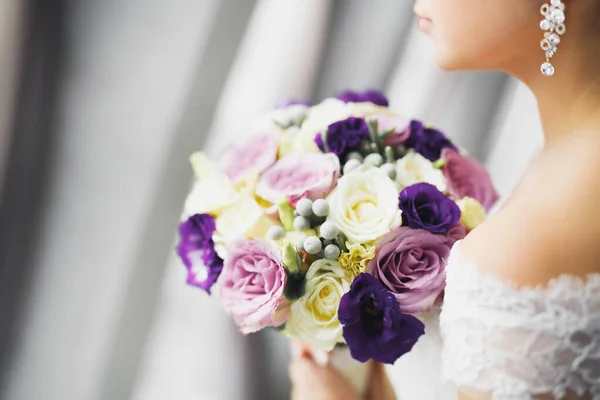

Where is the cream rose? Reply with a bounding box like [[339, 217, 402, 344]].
[[395, 151, 447, 192], [184, 152, 238, 216], [285, 259, 351, 351], [327, 166, 402, 244], [456, 196, 487, 231], [213, 195, 278, 259]]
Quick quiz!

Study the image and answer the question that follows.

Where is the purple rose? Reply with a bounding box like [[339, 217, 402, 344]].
[[442, 149, 499, 211], [338, 273, 425, 364], [177, 214, 223, 294], [405, 120, 457, 162], [218, 238, 289, 334], [335, 90, 389, 107], [367, 227, 456, 314], [399, 183, 461, 234], [315, 117, 370, 159]]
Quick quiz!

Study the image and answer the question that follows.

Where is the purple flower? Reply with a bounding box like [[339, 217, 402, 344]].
[[405, 120, 457, 161], [399, 183, 461, 234], [338, 273, 425, 364], [335, 90, 389, 107], [315, 117, 369, 159], [177, 214, 223, 294]]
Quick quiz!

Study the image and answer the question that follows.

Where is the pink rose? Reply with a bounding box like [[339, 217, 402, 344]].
[[367, 226, 464, 314], [220, 132, 279, 181], [256, 152, 340, 206], [218, 238, 289, 334], [441, 149, 499, 211], [374, 115, 410, 147]]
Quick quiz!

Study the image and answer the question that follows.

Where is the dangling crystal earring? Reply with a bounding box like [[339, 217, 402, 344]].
[[540, 0, 566, 76]]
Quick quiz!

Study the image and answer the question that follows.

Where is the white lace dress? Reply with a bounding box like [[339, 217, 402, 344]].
[[387, 241, 600, 400]]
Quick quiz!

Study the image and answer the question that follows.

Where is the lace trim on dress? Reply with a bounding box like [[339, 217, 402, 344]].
[[440, 241, 600, 400]]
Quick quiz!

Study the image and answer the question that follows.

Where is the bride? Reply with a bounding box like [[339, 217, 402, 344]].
[[289, 0, 600, 399]]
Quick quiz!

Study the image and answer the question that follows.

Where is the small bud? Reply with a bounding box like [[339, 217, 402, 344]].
[[343, 159, 362, 175], [303, 236, 322, 255], [380, 163, 396, 180], [364, 153, 383, 167], [296, 198, 314, 217], [312, 199, 330, 217], [281, 240, 302, 275], [320, 221, 340, 240], [324, 244, 341, 260], [267, 226, 286, 240], [277, 199, 295, 231], [293, 216, 311, 231], [384, 146, 396, 163]]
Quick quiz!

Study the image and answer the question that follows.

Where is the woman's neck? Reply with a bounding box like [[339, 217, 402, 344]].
[[527, 70, 600, 147], [511, 8, 600, 147]]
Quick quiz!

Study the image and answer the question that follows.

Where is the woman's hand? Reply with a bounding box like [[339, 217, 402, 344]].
[[288, 341, 396, 400]]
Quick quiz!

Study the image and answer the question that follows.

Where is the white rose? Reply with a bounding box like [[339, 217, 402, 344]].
[[396, 151, 447, 192], [253, 104, 309, 132], [285, 259, 351, 351], [213, 195, 277, 259], [184, 152, 238, 216], [327, 165, 402, 244]]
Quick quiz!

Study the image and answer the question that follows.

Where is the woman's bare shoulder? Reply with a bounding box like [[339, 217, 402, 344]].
[[460, 135, 600, 288]]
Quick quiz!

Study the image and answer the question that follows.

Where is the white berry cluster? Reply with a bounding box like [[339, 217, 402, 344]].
[[342, 148, 398, 181]]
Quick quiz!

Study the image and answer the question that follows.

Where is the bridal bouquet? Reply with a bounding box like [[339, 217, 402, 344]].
[[177, 90, 498, 368]]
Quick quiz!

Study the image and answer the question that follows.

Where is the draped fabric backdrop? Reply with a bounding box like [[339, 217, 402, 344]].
[[0, 1, 543, 400]]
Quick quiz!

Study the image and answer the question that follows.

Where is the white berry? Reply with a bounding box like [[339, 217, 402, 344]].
[[324, 244, 341, 260], [303, 236, 322, 255], [293, 235, 307, 251], [343, 159, 362, 174], [346, 151, 364, 162], [312, 199, 330, 217], [266, 226, 286, 240], [296, 198, 314, 217], [320, 221, 340, 240], [293, 216, 311, 231], [364, 153, 383, 167]]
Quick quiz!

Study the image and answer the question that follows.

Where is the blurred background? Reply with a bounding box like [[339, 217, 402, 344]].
[[0, 1, 543, 399]]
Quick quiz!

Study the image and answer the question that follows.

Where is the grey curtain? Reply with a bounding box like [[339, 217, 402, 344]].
[[0, 1, 543, 400]]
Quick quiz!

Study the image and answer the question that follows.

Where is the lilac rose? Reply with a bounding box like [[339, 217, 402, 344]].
[[177, 214, 223, 294], [220, 132, 279, 182], [338, 273, 425, 364], [256, 151, 340, 206], [399, 182, 461, 234], [442, 148, 499, 211], [218, 238, 289, 334], [367, 227, 462, 314], [335, 90, 389, 107], [405, 120, 458, 162], [315, 117, 370, 159]]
